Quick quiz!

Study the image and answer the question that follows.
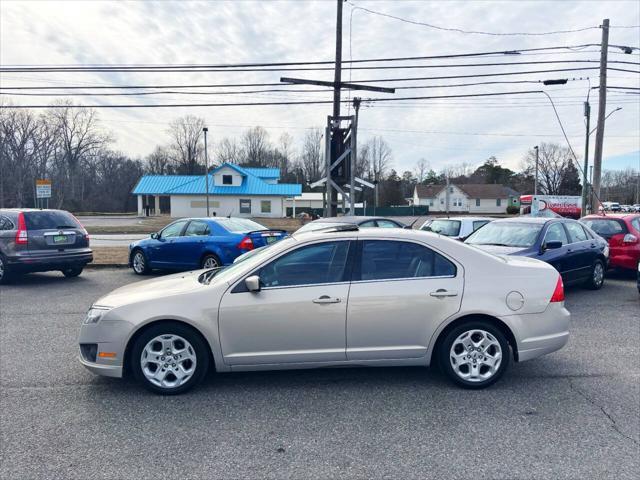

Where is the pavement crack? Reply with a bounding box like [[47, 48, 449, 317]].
[[568, 378, 639, 447]]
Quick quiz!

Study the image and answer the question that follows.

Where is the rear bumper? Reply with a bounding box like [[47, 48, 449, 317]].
[[7, 249, 93, 272], [608, 251, 640, 270], [501, 303, 571, 362]]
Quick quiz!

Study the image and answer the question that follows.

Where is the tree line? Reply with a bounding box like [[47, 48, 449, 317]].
[[1, 104, 638, 212]]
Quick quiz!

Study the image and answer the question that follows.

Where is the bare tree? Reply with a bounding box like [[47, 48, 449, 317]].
[[167, 115, 206, 174], [241, 126, 271, 166], [367, 136, 392, 182], [277, 132, 295, 175], [146, 146, 174, 174], [414, 158, 430, 183], [216, 137, 244, 165], [300, 128, 324, 183], [523, 142, 575, 195]]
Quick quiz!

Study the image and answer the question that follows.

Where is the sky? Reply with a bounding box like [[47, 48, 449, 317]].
[[1, 0, 639, 177]]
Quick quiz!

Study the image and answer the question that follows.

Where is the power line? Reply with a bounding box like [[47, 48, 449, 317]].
[[0, 89, 545, 109], [347, 1, 601, 36]]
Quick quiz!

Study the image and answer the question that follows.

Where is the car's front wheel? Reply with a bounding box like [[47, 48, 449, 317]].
[[584, 259, 605, 290], [130, 322, 210, 395], [131, 249, 150, 275], [438, 321, 510, 389], [0, 254, 11, 284]]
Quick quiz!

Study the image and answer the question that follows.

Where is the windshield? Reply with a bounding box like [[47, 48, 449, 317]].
[[295, 221, 344, 233], [218, 218, 267, 233], [465, 222, 543, 248], [199, 237, 296, 284], [422, 219, 461, 237]]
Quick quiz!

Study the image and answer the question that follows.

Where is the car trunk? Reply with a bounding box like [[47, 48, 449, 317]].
[[24, 211, 89, 254], [244, 229, 287, 249]]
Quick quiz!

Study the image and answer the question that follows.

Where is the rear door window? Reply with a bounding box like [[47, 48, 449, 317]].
[[472, 220, 489, 232], [426, 220, 461, 237], [565, 222, 588, 243], [23, 211, 81, 230], [184, 221, 210, 236], [358, 240, 456, 281]]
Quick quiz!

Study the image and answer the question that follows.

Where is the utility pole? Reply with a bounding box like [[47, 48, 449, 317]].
[[534, 145, 539, 196], [350, 97, 360, 214], [581, 102, 591, 216], [592, 18, 609, 214], [203, 127, 210, 217]]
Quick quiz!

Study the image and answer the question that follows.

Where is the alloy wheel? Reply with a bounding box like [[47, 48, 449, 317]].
[[140, 334, 197, 389], [0, 257, 4, 280], [593, 262, 604, 287], [449, 329, 502, 382], [202, 256, 219, 269], [133, 252, 145, 274]]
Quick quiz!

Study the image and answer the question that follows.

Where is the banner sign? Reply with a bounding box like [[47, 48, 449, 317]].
[[36, 179, 52, 199]]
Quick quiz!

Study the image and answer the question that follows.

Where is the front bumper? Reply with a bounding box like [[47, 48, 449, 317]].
[[78, 319, 132, 378], [502, 302, 571, 362]]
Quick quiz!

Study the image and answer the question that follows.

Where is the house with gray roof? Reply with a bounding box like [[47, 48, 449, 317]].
[[413, 183, 519, 214]]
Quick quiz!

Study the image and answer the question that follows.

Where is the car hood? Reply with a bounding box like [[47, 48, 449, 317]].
[[95, 270, 207, 308], [468, 244, 530, 256]]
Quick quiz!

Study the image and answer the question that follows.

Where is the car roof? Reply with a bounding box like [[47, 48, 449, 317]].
[[583, 213, 639, 219], [430, 216, 492, 221], [490, 216, 556, 225], [311, 216, 400, 224]]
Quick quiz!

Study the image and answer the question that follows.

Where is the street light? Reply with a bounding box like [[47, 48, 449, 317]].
[[203, 127, 210, 217]]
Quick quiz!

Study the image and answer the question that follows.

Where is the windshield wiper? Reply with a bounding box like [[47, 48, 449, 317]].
[[472, 242, 513, 247]]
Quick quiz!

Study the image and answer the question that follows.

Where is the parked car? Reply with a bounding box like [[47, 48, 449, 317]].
[[295, 215, 407, 233], [633, 204, 640, 213], [580, 214, 640, 271], [464, 217, 609, 289], [128, 217, 287, 275], [0, 209, 92, 284], [420, 216, 492, 240], [81, 225, 570, 394]]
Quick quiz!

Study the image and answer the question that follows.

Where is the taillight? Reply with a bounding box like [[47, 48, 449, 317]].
[[237, 236, 254, 251], [622, 233, 638, 244], [550, 275, 565, 303], [71, 213, 90, 240], [15, 212, 28, 245]]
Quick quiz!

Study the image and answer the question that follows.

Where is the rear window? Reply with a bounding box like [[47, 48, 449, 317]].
[[218, 218, 266, 233], [581, 219, 626, 236], [424, 219, 461, 237], [24, 211, 81, 230]]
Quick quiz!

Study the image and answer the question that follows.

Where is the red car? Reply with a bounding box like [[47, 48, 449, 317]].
[[581, 214, 640, 270]]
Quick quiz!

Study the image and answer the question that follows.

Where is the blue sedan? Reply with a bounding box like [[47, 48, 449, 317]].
[[129, 217, 287, 275], [464, 217, 609, 289]]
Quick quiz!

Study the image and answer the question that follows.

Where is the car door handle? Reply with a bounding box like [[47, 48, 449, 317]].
[[312, 295, 341, 304], [429, 289, 458, 298]]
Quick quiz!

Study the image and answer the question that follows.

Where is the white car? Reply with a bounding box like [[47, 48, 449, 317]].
[[78, 226, 570, 394], [420, 216, 492, 240]]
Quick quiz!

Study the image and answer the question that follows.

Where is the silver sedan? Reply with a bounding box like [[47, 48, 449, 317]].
[[78, 227, 570, 394]]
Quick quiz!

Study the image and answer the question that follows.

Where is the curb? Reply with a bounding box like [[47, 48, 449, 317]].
[[86, 263, 129, 269]]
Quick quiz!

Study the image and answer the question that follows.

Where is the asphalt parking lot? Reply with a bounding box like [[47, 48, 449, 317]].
[[1, 269, 638, 479]]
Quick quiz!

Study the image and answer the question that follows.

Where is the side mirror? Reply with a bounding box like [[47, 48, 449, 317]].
[[543, 241, 562, 251], [150, 232, 159, 240], [245, 275, 261, 292]]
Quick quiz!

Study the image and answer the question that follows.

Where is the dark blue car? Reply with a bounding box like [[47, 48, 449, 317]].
[[464, 217, 609, 289], [128, 217, 287, 275]]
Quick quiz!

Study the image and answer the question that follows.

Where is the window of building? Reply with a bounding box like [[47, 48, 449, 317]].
[[260, 200, 271, 213], [496, 198, 502, 207], [429, 199, 434, 207], [222, 175, 233, 185], [475, 198, 481, 207], [239, 199, 251, 214], [449, 187, 454, 193]]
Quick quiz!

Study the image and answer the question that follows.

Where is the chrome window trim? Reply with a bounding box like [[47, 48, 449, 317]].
[[351, 274, 456, 285]]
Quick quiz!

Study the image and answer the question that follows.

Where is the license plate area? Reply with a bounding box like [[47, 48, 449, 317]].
[[265, 236, 278, 244], [53, 235, 68, 244]]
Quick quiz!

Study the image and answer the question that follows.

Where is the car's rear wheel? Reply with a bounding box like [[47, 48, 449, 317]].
[[131, 322, 210, 395], [584, 259, 605, 290], [201, 254, 221, 270], [0, 254, 11, 284], [131, 249, 150, 275], [438, 321, 510, 389], [62, 266, 83, 278]]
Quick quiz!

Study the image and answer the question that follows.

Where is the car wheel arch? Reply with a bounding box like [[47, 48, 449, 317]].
[[200, 250, 222, 266], [123, 319, 216, 377], [429, 313, 519, 367]]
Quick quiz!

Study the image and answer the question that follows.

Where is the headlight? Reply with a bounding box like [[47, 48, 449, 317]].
[[84, 306, 111, 324]]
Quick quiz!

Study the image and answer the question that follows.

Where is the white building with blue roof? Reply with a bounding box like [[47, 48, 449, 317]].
[[132, 163, 302, 218]]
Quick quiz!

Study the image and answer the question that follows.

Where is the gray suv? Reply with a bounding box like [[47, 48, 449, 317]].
[[0, 209, 93, 283]]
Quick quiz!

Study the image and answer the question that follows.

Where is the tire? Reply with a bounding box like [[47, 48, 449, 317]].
[[62, 266, 83, 278], [583, 259, 605, 290], [0, 253, 11, 285], [200, 253, 221, 270], [438, 320, 511, 389], [131, 249, 150, 275], [130, 322, 210, 395]]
